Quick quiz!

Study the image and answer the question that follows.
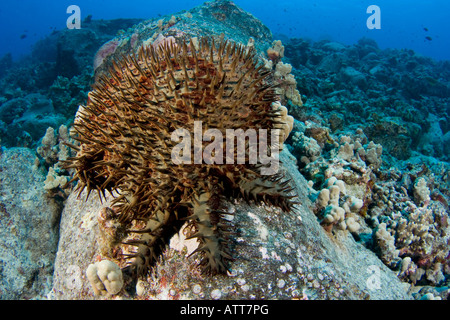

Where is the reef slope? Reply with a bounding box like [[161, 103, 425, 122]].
[[51, 148, 411, 299]]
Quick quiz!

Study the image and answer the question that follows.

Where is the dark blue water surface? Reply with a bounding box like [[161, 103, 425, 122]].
[[0, 0, 448, 62]]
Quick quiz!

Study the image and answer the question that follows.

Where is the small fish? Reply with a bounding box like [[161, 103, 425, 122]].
[[423, 27, 428, 32], [20, 34, 27, 39], [425, 36, 432, 41]]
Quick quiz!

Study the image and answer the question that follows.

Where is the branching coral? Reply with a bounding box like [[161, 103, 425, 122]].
[[37, 125, 74, 197], [267, 40, 284, 64], [43, 167, 69, 191], [37, 127, 58, 165], [63, 37, 298, 278], [264, 40, 303, 107]]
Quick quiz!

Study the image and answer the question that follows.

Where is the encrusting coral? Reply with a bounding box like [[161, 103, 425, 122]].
[[63, 37, 298, 279]]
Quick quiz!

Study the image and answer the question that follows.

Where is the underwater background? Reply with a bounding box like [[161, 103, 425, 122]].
[[2, 0, 449, 61], [0, 0, 448, 300]]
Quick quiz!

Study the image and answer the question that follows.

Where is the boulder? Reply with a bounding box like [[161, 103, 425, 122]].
[[0, 147, 62, 299], [340, 66, 367, 90]]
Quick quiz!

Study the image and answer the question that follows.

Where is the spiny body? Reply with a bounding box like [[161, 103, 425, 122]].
[[64, 37, 298, 277]]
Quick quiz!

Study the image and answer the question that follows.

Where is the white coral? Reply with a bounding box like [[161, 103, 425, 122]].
[[36, 127, 58, 164], [365, 141, 383, 169], [271, 59, 303, 107], [271, 101, 294, 146], [375, 223, 399, 266], [86, 260, 123, 296], [413, 177, 430, 204], [323, 205, 345, 226], [43, 167, 69, 190], [345, 216, 360, 233], [337, 142, 354, 161], [317, 188, 330, 208]]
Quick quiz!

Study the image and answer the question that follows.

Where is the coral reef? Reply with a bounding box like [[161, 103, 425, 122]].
[[264, 40, 303, 108], [285, 37, 449, 162], [290, 122, 449, 295], [267, 40, 284, 63], [280, 34, 449, 297], [0, 0, 447, 301], [0, 19, 144, 148], [51, 149, 411, 300]]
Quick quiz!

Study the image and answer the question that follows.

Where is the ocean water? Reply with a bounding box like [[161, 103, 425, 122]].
[[0, 0, 449, 61], [0, 0, 449, 301]]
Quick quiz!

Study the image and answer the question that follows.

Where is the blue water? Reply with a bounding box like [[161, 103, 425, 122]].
[[0, 0, 449, 62]]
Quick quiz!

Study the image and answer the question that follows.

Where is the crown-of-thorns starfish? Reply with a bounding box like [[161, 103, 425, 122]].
[[63, 37, 299, 277]]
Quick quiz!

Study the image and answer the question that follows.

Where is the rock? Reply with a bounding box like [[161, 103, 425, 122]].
[[340, 66, 367, 90], [328, 112, 345, 132], [0, 147, 62, 299], [322, 41, 347, 52], [50, 149, 411, 300], [317, 53, 343, 73], [363, 118, 414, 160], [369, 64, 390, 83], [0, 97, 30, 125], [0, 93, 66, 147], [356, 37, 380, 58], [50, 187, 119, 300], [93, 0, 273, 77], [418, 113, 445, 157], [443, 131, 450, 160]]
